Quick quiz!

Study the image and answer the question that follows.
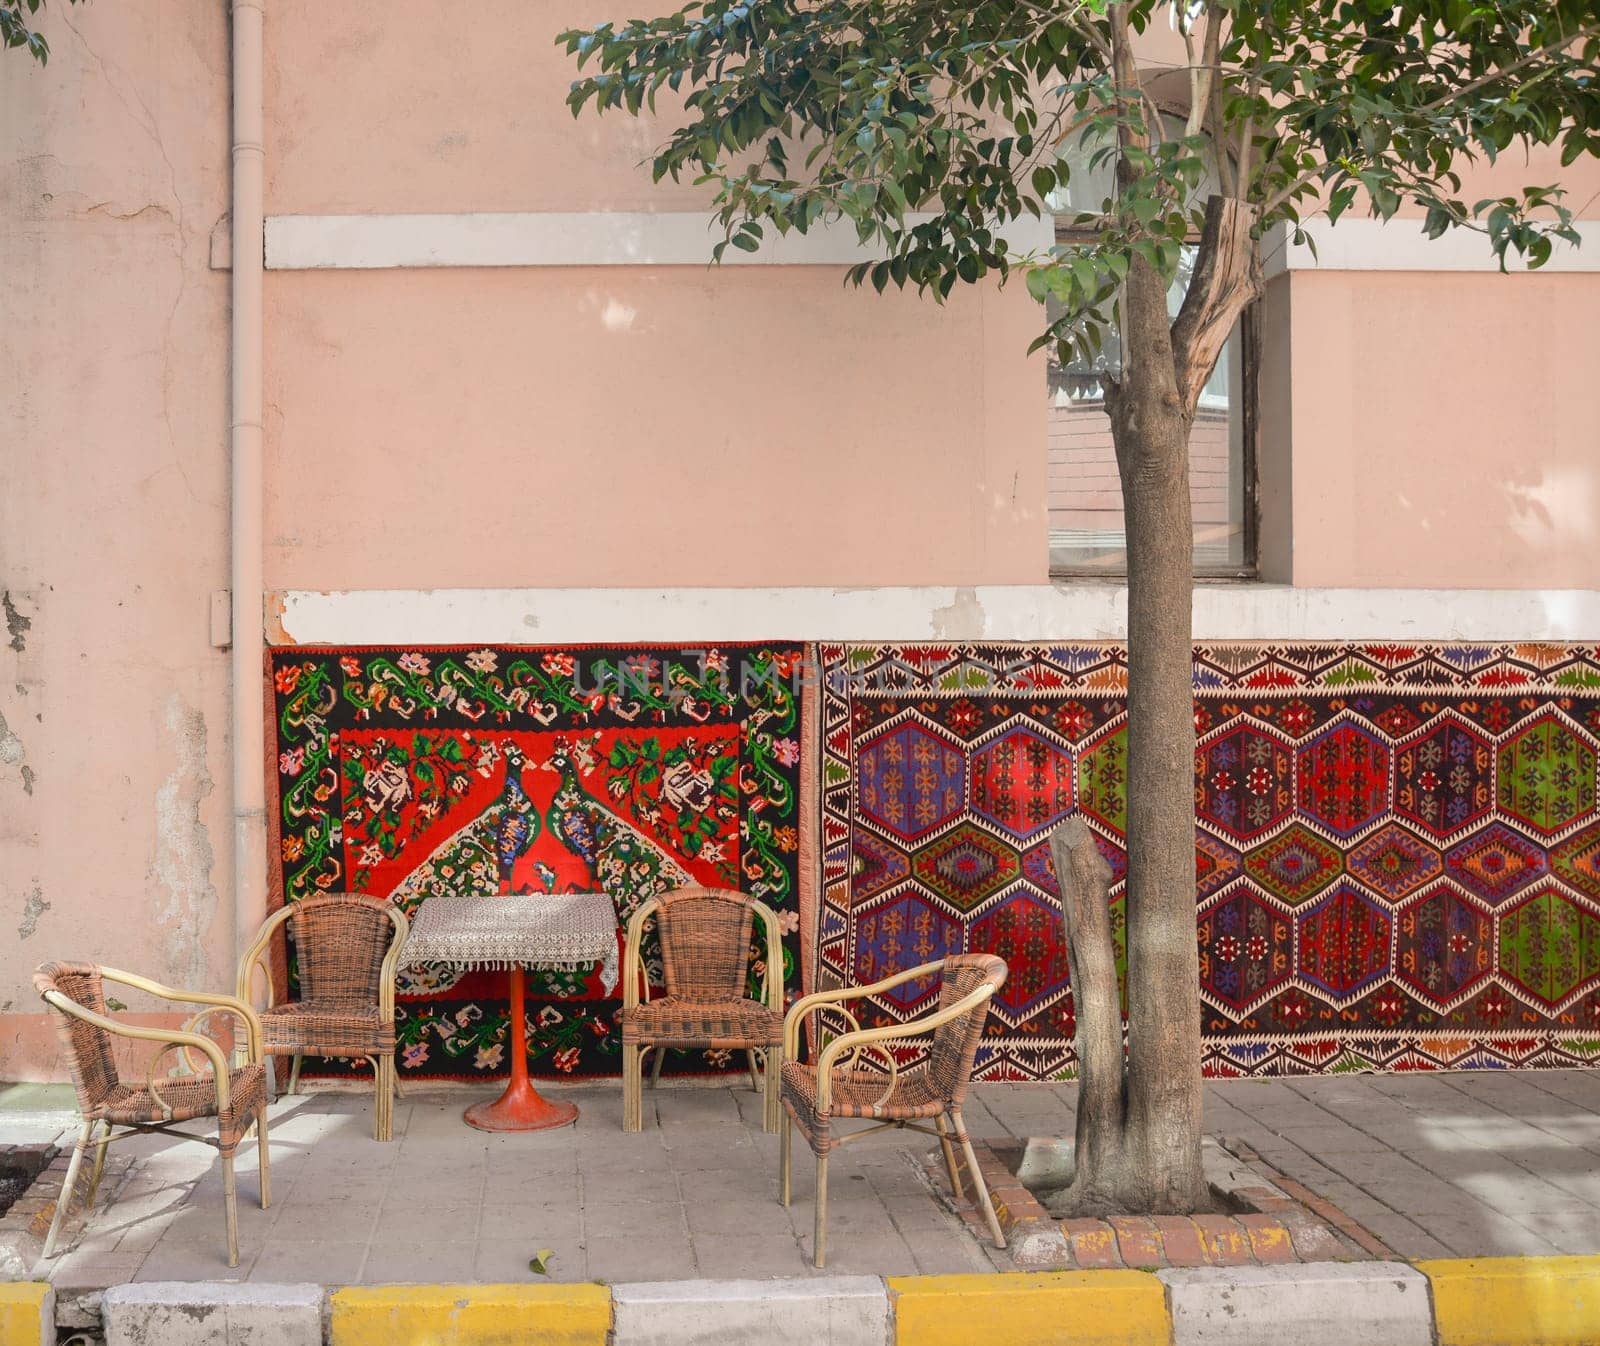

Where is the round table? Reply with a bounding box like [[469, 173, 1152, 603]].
[[399, 891, 620, 1131]]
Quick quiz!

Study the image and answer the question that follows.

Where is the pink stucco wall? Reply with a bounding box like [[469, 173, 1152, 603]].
[[263, 268, 1046, 591], [1, 2, 233, 1072], [1284, 269, 1600, 589], [266, 0, 726, 216]]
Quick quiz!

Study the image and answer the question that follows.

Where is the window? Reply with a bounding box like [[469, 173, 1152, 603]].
[[1046, 122, 1258, 578]]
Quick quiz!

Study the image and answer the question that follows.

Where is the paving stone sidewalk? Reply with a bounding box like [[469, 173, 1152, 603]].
[[3, 1068, 1598, 1291]]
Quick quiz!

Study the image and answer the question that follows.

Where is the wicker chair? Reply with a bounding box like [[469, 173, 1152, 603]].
[[236, 894, 409, 1141], [34, 962, 269, 1267], [618, 887, 784, 1133], [780, 953, 1008, 1268]]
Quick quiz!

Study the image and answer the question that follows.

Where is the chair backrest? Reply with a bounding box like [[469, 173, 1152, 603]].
[[33, 962, 120, 1115], [924, 954, 1007, 1106], [289, 894, 399, 1005], [655, 887, 757, 1003]]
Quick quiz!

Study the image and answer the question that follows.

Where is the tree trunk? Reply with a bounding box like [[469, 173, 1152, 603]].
[[1108, 244, 1209, 1213], [1047, 247, 1209, 1216], [1045, 817, 1121, 1212], [1044, 1, 1262, 1220]]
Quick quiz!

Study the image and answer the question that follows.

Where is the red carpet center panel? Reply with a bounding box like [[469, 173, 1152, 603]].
[[268, 644, 807, 1081]]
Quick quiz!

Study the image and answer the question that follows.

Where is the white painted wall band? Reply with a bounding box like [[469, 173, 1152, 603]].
[[1262, 218, 1600, 278], [264, 211, 1598, 273], [265, 211, 1054, 270], [270, 585, 1600, 646]]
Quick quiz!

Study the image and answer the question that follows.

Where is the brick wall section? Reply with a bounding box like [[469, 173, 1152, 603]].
[[1048, 398, 1234, 539], [935, 1137, 1374, 1271]]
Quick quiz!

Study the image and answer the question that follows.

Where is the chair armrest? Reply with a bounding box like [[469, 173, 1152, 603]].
[[377, 902, 411, 1021], [622, 897, 663, 1011], [236, 903, 296, 1010], [98, 968, 264, 1064], [40, 989, 235, 1112], [749, 899, 785, 1017], [782, 959, 952, 1059], [812, 980, 997, 1114]]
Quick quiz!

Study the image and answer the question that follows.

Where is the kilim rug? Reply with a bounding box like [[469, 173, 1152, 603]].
[[268, 644, 807, 1081], [816, 641, 1600, 1078]]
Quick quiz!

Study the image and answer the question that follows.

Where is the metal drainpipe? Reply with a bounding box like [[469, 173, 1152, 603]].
[[231, 0, 267, 975]]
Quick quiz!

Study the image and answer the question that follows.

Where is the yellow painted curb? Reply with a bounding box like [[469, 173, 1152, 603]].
[[329, 1283, 610, 1346], [1420, 1256, 1600, 1346], [888, 1270, 1170, 1346], [0, 1284, 52, 1346]]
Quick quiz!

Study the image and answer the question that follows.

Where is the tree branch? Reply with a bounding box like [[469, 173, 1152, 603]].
[[1420, 20, 1600, 115], [1170, 196, 1260, 415], [1185, 5, 1221, 141], [1259, 20, 1600, 217]]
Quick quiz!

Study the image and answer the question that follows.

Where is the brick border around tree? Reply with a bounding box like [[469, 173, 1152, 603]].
[[929, 1135, 1390, 1270]]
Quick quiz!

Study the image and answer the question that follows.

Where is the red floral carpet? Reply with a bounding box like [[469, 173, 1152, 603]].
[[269, 645, 805, 1081], [817, 642, 1600, 1078]]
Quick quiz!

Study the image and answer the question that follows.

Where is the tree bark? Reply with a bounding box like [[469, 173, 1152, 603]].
[[1107, 242, 1210, 1212], [1042, 243, 1207, 1215], [1171, 197, 1262, 415], [1045, 1, 1265, 1220], [1046, 817, 1122, 1212]]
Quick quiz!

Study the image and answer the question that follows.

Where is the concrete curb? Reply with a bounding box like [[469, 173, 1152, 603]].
[[11, 1257, 1600, 1345], [888, 1270, 1170, 1346], [613, 1276, 887, 1345], [1158, 1262, 1433, 1346], [328, 1283, 611, 1345], [1419, 1256, 1600, 1346], [0, 1284, 52, 1346], [102, 1282, 324, 1346]]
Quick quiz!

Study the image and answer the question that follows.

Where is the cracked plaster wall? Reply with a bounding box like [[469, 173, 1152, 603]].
[[0, 4, 232, 1076]]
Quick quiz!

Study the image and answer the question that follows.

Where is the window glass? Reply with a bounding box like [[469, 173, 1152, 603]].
[[1047, 124, 1251, 576]]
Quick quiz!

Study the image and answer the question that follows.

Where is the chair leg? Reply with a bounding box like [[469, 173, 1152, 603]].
[[935, 1111, 964, 1201], [813, 1149, 829, 1269], [42, 1120, 93, 1259], [256, 1103, 271, 1208], [744, 1048, 762, 1093], [952, 1110, 1006, 1250], [222, 1149, 240, 1268], [779, 1113, 792, 1206], [622, 1043, 642, 1133], [372, 1055, 394, 1142], [762, 1046, 781, 1134], [85, 1119, 113, 1207], [648, 1045, 665, 1089], [287, 1053, 304, 1096]]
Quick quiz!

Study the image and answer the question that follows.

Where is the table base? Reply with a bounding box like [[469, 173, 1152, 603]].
[[464, 1079, 578, 1132], [460, 962, 580, 1132]]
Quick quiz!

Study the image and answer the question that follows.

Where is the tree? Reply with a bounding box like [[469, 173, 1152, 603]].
[[3, 0, 79, 65], [560, 0, 1600, 1214]]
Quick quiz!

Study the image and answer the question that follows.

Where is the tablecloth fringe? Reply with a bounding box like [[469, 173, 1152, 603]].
[[408, 957, 600, 972]]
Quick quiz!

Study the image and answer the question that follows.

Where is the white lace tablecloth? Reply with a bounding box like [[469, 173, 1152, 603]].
[[401, 893, 620, 995]]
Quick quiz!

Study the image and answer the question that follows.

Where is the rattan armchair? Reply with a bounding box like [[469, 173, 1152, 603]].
[[619, 886, 784, 1133], [780, 953, 1008, 1268], [34, 962, 268, 1267], [236, 893, 409, 1141]]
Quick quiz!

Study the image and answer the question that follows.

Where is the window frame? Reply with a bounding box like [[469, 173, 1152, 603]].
[[1045, 202, 1261, 584]]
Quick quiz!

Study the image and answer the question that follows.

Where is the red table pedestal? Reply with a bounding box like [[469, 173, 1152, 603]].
[[463, 965, 578, 1132]]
